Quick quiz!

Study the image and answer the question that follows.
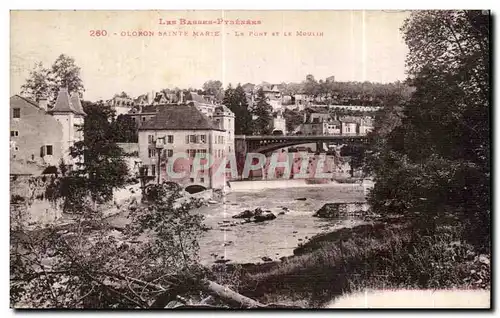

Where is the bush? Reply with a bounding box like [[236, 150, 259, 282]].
[[237, 220, 490, 307], [10, 194, 25, 204]]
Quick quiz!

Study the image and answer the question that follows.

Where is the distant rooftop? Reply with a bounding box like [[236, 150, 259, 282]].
[[139, 104, 224, 131]]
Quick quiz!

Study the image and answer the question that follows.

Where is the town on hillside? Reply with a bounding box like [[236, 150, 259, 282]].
[[11, 76, 396, 193]]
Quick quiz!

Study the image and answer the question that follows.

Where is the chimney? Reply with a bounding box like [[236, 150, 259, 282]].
[[38, 97, 48, 111]]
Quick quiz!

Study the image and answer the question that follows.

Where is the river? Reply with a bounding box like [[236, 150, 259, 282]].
[[197, 181, 370, 265]]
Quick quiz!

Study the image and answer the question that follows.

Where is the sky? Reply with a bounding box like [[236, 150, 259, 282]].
[[10, 10, 411, 101]]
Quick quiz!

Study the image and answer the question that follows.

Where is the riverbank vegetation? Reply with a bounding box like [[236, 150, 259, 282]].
[[224, 218, 490, 307], [216, 10, 491, 307]]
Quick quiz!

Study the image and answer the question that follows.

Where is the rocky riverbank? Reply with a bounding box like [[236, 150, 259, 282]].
[[197, 182, 369, 265]]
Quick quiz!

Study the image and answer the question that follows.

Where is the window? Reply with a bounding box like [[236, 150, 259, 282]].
[[189, 178, 194, 183], [151, 164, 156, 176], [167, 135, 174, 143], [148, 148, 156, 158], [200, 177, 205, 183], [31, 154, 35, 161], [189, 135, 197, 143], [13, 108, 20, 119], [10, 131, 19, 137], [200, 135, 206, 143], [142, 117, 146, 122], [167, 149, 173, 157], [148, 135, 154, 144], [46, 145, 53, 156]]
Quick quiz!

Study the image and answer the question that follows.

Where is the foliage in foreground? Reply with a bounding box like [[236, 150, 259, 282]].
[[11, 183, 205, 308]]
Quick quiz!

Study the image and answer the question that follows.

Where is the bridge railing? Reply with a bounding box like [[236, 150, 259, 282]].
[[235, 133, 368, 140]]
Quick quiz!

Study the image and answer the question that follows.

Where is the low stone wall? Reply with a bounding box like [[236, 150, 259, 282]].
[[10, 175, 63, 230], [11, 200, 63, 230]]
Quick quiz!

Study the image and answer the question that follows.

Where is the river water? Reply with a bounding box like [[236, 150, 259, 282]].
[[197, 182, 370, 265]]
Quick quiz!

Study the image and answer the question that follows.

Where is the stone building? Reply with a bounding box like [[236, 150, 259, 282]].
[[138, 104, 235, 190], [10, 88, 86, 173]]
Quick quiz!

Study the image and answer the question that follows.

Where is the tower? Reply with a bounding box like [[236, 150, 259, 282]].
[[48, 87, 86, 169]]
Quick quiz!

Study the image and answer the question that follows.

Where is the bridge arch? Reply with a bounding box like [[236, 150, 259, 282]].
[[184, 184, 207, 194], [253, 140, 348, 154]]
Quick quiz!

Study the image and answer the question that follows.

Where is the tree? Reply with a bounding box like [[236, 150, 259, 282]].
[[251, 88, 273, 135], [114, 91, 130, 99], [48, 102, 129, 212], [11, 183, 206, 308], [366, 10, 490, 249], [303, 74, 320, 99], [50, 54, 85, 97], [20, 62, 51, 102], [283, 109, 303, 133], [223, 84, 253, 135], [20, 54, 85, 105], [202, 80, 224, 101], [112, 114, 138, 143]]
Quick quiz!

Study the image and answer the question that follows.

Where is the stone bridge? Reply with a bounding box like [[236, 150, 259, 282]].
[[234, 134, 369, 155]]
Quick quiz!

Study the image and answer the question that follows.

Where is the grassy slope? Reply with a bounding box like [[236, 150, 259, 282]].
[[217, 217, 491, 308]]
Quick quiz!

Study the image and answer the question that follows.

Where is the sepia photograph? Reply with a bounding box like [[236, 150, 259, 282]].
[[9, 9, 491, 309]]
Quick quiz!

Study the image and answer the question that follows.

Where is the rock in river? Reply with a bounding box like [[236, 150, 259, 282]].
[[253, 212, 277, 223], [232, 209, 255, 219], [214, 259, 231, 264], [313, 202, 366, 218], [261, 256, 273, 262], [296, 197, 307, 201]]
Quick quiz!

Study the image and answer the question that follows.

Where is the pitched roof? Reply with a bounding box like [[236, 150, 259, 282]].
[[49, 88, 76, 113], [185, 92, 206, 104], [70, 92, 86, 116], [139, 105, 224, 131], [12, 95, 41, 109]]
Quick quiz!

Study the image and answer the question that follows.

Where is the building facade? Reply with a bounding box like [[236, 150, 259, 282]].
[[271, 110, 287, 134], [138, 104, 235, 189], [10, 88, 86, 172], [10, 95, 63, 168]]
